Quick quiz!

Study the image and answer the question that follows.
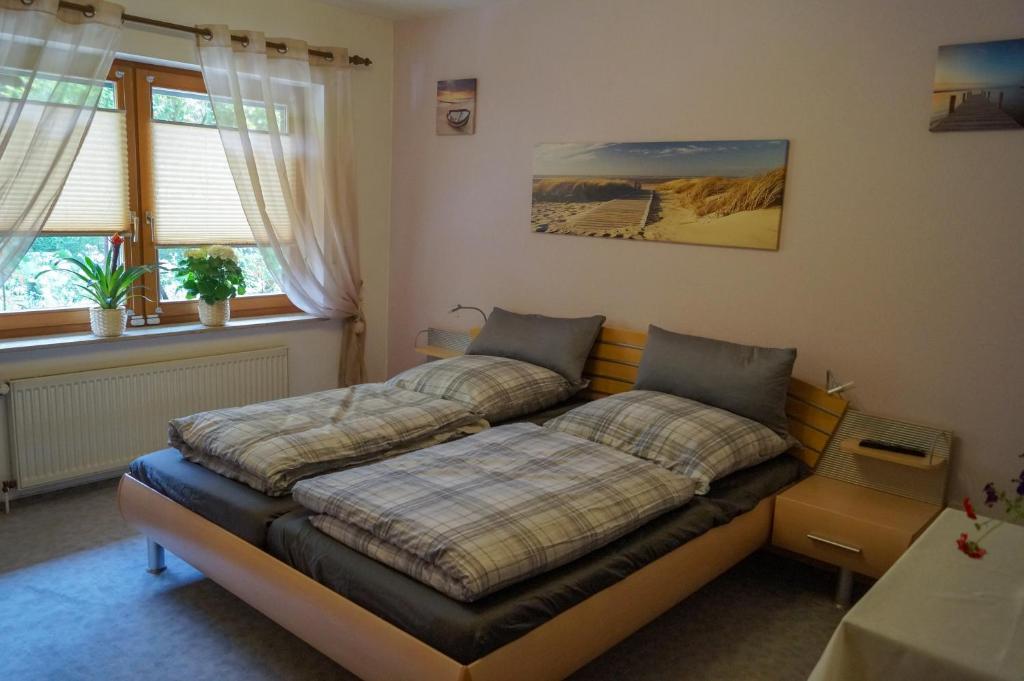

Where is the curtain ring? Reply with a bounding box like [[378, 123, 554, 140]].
[[201, 29, 213, 41], [20, 0, 34, 7], [82, 4, 96, 17], [240, 36, 250, 47], [276, 44, 288, 54], [324, 53, 335, 62]]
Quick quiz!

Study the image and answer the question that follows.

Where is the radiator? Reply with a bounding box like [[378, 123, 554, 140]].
[[7, 347, 288, 492]]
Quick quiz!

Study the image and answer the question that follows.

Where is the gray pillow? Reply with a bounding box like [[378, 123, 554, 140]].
[[634, 325, 796, 436], [465, 308, 605, 384]]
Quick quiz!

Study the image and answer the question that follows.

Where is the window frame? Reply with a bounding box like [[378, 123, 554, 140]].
[[134, 64, 296, 326], [0, 61, 140, 339], [0, 60, 296, 340]]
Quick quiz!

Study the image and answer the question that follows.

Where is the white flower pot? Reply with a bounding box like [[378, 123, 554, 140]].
[[198, 299, 230, 327], [90, 307, 127, 338]]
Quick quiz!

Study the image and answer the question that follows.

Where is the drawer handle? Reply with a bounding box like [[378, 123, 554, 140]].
[[807, 533, 862, 554]]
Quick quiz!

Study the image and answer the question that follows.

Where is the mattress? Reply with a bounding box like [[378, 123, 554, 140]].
[[129, 449, 298, 548], [128, 398, 588, 548], [267, 454, 802, 663]]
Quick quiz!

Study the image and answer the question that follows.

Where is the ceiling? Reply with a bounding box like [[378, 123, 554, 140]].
[[319, 0, 508, 20]]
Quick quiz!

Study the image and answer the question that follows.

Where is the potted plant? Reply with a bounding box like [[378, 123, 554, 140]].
[[172, 245, 246, 326], [49, 234, 152, 338]]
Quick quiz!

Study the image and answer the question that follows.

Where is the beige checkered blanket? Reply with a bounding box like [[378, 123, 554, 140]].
[[170, 384, 486, 495], [294, 423, 695, 601]]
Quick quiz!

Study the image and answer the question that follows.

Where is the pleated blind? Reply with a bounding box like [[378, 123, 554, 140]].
[[44, 109, 129, 233], [150, 121, 254, 245]]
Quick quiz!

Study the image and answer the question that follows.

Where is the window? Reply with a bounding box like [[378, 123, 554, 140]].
[[0, 62, 296, 339], [2, 78, 124, 314], [1, 235, 110, 312]]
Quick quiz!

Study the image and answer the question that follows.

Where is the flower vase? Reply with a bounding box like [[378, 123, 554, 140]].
[[90, 307, 128, 338], [198, 299, 230, 327]]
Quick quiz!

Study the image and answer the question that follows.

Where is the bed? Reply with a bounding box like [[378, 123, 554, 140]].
[[268, 454, 800, 664], [118, 325, 847, 681]]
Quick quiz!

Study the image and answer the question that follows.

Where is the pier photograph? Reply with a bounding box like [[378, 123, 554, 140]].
[[531, 140, 789, 250], [930, 38, 1024, 132]]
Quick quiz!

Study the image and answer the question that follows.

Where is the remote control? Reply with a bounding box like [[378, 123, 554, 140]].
[[859, 439, 927, 457]]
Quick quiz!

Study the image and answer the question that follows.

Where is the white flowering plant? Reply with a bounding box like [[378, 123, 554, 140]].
[[172, 245, 246, 304]]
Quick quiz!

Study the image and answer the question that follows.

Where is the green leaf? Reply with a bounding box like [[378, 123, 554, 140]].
[[68, 282, 103, 307]]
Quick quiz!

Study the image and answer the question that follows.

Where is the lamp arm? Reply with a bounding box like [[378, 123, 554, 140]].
[[449, 304, 488, 326], [826, 369, 856, 396]]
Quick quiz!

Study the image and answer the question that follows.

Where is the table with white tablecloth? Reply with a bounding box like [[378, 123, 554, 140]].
[[809, 507, 1024, 681]]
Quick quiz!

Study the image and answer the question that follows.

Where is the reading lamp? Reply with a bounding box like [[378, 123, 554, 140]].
[[826, 370, 855, 396], [449, 304, 488, 327]]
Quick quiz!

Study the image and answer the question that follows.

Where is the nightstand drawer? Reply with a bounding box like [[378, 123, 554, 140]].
[[771, 476, 940, 579], [773, 497, 906, 577]]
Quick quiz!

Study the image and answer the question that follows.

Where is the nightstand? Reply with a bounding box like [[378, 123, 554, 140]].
[[414, 327, 477, 361], [772, 475, 941, 606]]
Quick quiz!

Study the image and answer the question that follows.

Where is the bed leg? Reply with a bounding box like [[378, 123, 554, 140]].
[[147, 537, 166, 574]]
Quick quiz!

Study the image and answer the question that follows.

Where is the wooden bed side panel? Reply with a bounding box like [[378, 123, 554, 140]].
[[117, 475, 467, 681], [465, 495, 775, 681]]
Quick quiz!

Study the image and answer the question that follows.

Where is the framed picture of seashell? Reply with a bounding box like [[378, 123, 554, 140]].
[[436, 78, 476, 135]]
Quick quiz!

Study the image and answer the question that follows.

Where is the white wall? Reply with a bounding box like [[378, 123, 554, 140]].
[[389, 0, 1024, 506]]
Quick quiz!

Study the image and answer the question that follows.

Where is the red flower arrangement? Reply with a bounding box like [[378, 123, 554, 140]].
[[957, 453, 1024, 559], [955, 532, 986, 559], [963, 497, 977, 520]]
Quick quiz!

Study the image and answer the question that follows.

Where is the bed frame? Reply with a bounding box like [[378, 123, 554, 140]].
[[117, 326, 847, 681]]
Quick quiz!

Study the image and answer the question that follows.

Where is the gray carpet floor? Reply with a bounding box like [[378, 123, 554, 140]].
[[0, 480, 854, 681]]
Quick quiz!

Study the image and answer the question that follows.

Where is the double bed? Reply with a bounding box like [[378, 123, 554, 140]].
[[118, 320, 847, 681]]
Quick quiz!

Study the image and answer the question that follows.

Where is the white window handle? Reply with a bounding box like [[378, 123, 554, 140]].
[[129, 210, 140, 243]]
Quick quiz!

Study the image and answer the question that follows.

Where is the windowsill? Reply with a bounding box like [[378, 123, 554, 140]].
[[0, 313, 328, 355]]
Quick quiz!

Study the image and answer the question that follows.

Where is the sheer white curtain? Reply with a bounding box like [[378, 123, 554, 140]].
[[0, 0, 122, 283], [196, 27, 365, 386]]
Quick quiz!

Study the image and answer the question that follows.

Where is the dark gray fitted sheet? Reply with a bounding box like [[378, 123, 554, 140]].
[[267, 455, 802, 664], [130, 450, 299, 548], [128, 398, 589, 548]]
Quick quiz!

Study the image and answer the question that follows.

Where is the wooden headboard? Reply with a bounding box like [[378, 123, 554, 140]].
[[578, 327, 848, 468]]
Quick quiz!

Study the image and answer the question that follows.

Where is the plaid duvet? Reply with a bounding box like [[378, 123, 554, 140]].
[[385, 355, 578, 423], [293, 422, 695, 602], [170, 384, 487, 496], [545, 390, 794, 494]]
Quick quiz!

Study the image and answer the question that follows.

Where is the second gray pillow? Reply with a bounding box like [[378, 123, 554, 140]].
[[634, 325, 796, 436]]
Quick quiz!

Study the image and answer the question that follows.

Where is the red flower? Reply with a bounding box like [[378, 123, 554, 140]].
[[956, 532, 987, 559], [108, 233, 124, 271], [963, 497, 977, 520]]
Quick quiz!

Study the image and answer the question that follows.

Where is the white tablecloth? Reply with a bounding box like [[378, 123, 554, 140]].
[[809, 508, 1024, 681]]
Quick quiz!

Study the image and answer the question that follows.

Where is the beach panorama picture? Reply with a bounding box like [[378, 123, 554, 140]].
[[531, 140, 789, 250], [930, 38, 1024, 132]]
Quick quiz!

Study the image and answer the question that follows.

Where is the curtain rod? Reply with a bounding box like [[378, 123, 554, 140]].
[[55, 1, 373, 66]]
